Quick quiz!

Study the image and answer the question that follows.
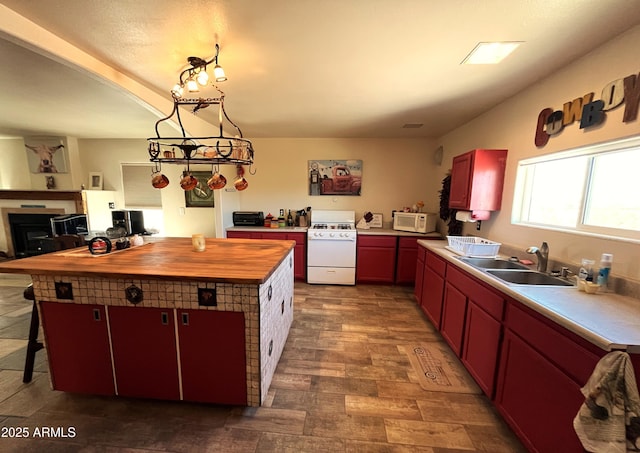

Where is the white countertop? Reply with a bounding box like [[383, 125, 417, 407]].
[[227, 226, 442, 238], [420, 240, 640, 353]]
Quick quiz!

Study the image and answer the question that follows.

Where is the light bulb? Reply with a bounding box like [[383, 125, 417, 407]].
[[214, 64, 227, 82], [186, 79, 199, 92], [171, 83, 184, 98], [196, 70, 209, 86]]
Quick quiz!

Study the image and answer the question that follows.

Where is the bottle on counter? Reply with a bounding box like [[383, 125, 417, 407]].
[[287, 210, 294, 227], [579, 259, 595, 282], [264, 213, 273, 228], [278, 209, 286, 228], [597, 253, 613, 292]]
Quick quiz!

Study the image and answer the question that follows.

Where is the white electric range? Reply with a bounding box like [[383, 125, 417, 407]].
[[307, 210, 356, 285]]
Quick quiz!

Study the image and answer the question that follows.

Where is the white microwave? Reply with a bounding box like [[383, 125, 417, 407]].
[[393, 212, 437, 233]]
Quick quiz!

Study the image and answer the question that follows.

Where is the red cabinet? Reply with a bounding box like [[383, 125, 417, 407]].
[[495, 301, 604, 452], [177, 309, 247, 405], [420, 250, 447, 328], [356, 235, 397, 283], [109, 306, 180, 400], [441, 265, 505, 397], [414, 245, 426, 304], [449, 149, 508, 214], [39, 302, 115, 395], [440, 281, 467, 355], [395, 237, 418, 284]]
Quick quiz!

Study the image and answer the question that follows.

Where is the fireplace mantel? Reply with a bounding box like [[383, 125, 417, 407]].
[[0, 191, 83, 212]]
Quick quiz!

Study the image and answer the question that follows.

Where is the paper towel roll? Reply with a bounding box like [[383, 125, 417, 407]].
[[455, 211, 475, 222]]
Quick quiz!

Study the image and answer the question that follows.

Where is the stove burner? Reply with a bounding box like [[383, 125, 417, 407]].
[[311, 223, 354, 230]]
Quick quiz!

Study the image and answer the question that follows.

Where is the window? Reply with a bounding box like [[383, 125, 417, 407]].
[[121, 163, 165, 236], [513, 136, 640, 242]]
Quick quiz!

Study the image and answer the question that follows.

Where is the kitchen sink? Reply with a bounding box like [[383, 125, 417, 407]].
[[486, 269, 574, 286], [458, 257, 530, 270]]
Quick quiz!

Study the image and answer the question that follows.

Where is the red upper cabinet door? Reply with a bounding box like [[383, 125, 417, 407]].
[[449, 149, 508, 212]]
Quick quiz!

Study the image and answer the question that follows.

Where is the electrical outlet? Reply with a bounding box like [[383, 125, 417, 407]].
[[179, 207, 185, 216]]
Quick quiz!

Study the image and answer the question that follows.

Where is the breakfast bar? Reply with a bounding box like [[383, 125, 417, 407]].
[[0, 237, 295, 407]]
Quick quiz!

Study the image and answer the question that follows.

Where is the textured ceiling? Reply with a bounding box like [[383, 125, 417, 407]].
[[1, 0, 640, 139]]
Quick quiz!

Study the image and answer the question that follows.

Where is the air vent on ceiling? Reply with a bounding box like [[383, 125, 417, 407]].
[[402, 123, 424, 129]]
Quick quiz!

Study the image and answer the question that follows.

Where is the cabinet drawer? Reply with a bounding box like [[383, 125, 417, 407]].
[[357, 235, 396, 248], [447, 266, 504, 321], [398, 237, 419, 249], [425, 251, 446, 277], [505, 301, 603, 385]]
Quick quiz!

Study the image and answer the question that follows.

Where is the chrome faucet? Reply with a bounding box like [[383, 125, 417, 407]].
[[526, 242, 549, 273]]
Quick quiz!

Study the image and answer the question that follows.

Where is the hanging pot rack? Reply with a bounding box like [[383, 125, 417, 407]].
[[147, 86, 254, 167]]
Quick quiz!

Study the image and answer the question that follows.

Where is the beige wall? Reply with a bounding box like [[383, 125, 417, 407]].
[[233, 137, 439, 224], [76, 137, 438, 238], [438, 25, 640, 281]]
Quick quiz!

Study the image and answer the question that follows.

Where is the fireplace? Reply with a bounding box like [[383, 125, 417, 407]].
[[8, 213, 61, 258], [1, 208, 65, 258]]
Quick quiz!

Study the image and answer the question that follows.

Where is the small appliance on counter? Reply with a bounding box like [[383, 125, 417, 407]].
[[51, 214, 89, 236], [112, 210, 146, 236], [232, 211, 264, 226], [393, 212, 437, 233]]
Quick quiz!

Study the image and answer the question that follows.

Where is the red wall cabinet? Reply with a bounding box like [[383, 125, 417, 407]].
[[177, 309, 247, 405], [39, 302, 115, 395], [356, 235, 397, 283], [109, 306, 180, 400], [449, 149, 508, 214]]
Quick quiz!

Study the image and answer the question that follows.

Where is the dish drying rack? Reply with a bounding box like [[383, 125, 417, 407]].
[[446, 236, 501, 257]]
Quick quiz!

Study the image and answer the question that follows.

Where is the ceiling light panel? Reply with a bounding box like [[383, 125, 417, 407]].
[[462, 42, 523, 65]]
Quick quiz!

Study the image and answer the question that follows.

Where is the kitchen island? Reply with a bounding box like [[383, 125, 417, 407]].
[[0, 237, 296, 407]]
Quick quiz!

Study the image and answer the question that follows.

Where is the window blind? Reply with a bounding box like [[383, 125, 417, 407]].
[[122, 164, 162, 208]]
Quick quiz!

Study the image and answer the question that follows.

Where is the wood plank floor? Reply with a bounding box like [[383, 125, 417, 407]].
[[0, 278, 527, 452]]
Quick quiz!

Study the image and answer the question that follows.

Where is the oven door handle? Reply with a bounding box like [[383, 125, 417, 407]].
[[308, 236, 356, 241]]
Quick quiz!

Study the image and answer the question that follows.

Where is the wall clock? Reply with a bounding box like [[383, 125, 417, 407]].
[[185, 171, 215, 207]]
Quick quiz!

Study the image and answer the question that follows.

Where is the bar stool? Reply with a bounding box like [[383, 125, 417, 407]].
[[22, 284, 43, 383]]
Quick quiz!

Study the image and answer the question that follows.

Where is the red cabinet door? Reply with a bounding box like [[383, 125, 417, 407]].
[[420, 266, 444, 328], [287, 233, 306, 280], [414, 246, 426, 304], [495, 330, 586, 453], [356, 236, 397, 283], [449, 149, 508, 211], [395, 237, 418, 285], [109, 306, 180, 400], [177, 310, 247, 405], [356, 247, 396, 283], [39, 302, 115, 395], [440, 282, 467, 356], [449, 151, 473, 209], [461, 301, 502, 397]]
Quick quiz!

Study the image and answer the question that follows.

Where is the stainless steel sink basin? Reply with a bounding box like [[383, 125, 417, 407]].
[[486, 270, 574, 286], [459, 257, 530, 270]]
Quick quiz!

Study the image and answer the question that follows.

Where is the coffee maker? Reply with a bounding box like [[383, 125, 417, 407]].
[[111, 210, 145, 236]]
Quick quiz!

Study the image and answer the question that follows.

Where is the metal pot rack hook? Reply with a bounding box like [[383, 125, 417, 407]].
[[248, 163, 257, 175]]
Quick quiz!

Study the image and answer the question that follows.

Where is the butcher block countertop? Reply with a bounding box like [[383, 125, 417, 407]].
[[0, 237, 295, 284]]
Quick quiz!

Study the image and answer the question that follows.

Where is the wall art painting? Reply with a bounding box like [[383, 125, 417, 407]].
[[25, 138, 68, 173], [308, 160, 362, 196]]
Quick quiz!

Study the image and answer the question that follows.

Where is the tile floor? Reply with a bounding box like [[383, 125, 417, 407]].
[[0, 275, 526, 452]]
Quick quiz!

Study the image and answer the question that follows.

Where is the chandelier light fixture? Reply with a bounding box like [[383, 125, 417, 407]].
[[147, 43, 254, 191]]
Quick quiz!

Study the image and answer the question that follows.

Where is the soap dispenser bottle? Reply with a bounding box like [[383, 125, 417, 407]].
[[597, 253, 613, 291]]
